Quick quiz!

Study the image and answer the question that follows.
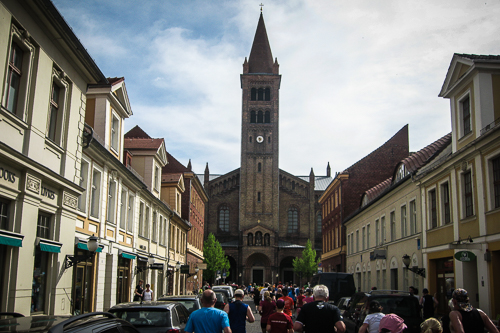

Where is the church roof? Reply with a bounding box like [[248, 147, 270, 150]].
[[248, 13, 274, 74], [297, 175, 333, 191]]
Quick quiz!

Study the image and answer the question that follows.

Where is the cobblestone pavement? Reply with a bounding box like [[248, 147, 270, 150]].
[[243, 296, 264, 333]]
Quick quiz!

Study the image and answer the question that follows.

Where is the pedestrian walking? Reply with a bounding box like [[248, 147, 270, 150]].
[[420, 288, 438, 320], [358, 300, 384, 333], [293, 284, 345, 333], [421, 318, 442, 333], [133, 279, 143, 301], [185, 289, 231, 333], [253, 285, 261, 313], [259, 291, 276, 333], [449, 288, 499, 333], [378, 314, 406, 333], [224, 289, 255, 333], [302, 288, 313, 304], [142, 283, 153, 301], [266, 299, 293, 333], [279, 288, 294, 318]]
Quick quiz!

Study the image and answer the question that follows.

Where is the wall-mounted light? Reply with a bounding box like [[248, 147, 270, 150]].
[[136, 255, 155, 273], [65, 235, 99, 269], [402, 254, 425, 278], [187, 266, 200, 278]]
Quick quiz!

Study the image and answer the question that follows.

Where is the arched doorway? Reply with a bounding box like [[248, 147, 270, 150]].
[[226, 256, 237, 284], [245, 253, 271, 285], [279, 256, 296, 286]]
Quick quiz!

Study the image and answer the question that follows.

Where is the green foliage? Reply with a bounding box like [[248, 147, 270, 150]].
[[203, 233, 230, 282], [293, 239, 319, 279]]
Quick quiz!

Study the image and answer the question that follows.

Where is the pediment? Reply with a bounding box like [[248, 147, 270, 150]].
[[111, 80, 132, 117], [439, 54, 474, 98], [156, 141, 168, 166], [243, 224, 273, 235]]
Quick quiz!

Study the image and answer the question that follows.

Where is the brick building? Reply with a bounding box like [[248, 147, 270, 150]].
[[202, 13, 332, 285], [320, 125, 409, 273]]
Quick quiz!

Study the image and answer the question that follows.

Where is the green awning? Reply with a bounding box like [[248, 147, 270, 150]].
[[40, 242, 61, 253], [0, 234, 22, 247], [121, 252, 136, 260], [76, 242, 103, 252]]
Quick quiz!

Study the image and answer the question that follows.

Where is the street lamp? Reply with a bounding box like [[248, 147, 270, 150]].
[[402, 254, 425, 278], [65, 234, 99, 269]]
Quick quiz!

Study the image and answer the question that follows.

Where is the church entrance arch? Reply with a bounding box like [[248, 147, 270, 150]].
[[279, 256, 296, 286], [245, 253, 271, 286], [226, 256, 237, 284]]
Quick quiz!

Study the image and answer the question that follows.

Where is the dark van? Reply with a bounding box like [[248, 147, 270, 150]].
[[310, 272, 356, 303]]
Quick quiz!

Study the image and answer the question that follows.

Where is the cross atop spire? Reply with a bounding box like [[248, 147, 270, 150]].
[[259, 3, 264, 12]]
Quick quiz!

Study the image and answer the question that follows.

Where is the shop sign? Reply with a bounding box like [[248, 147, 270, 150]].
[[41, 186, 56, 200], [0, 167, 16, 184], [454, 251, 476, 262]]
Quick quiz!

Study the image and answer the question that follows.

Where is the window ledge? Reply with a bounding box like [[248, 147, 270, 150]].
[[427, 223, 453, 232], [458, 132, 473, 143], [460, 215, 477, 224], [486, 207, 500, 215], [0, 107, 28, 133], [44, 137, 64, 154]]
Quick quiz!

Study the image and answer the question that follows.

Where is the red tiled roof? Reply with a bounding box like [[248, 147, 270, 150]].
[[125, 125, 151, 139], [399, 132, 451, 174], [162, 173, 182, 183], [124, 138, 164, 150], [163, 152, 189, 174], [364, 177, 392, 203]]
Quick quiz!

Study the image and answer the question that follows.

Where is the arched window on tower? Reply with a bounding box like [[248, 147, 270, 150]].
[[255, 231, 262, 246], [251, 88, 257, 101], [258, 162, 262, 172], [248, 233, 253, 246], [249, 136, 252, 143], [264, 233, 270, 246], [265, 111, 270, 123], [218, 205, 229, 232], [265, 88, 271, 101], [250, 110, 256, 123], [258, 88, 264, 101], [287, 207, 299, 233], [257, 111, 264, 123]]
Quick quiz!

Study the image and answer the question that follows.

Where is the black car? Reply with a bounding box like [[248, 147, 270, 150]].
[[109, 301, 189, 333], [343, 291, 422, 333], [212, 288, 233, 304], [0, 312, 140, 333], [214, 291, 229, 311], [156, 295, 201, 315]]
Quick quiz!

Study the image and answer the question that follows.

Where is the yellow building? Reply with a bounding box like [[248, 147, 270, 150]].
[[417, 54, 500, 318]]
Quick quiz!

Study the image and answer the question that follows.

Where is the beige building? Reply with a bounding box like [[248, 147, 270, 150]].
[[345, 133, 450, 294], [0, 0, 107, 315], [417, 53, 500, 318]]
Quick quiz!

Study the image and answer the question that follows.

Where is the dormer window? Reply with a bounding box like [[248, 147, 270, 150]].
[[395, 164, 408, 182], [461, 95, 471, 137], [111, 113, 119, 152]]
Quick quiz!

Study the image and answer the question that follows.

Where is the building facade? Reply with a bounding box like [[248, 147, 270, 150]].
[[320, 126, 409, 274], [0, 0, 106, 315], [418, 53, 500, 318], [203, 13, 331, 286]]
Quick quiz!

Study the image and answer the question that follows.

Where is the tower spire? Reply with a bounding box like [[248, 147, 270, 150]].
[[247, 12, 274, 74]]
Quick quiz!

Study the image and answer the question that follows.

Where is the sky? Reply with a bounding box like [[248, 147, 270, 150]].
[[52, 0, 500, 177]]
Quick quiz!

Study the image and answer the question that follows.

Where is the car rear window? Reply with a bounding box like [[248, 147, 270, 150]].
[[373, 296, 420, 318], [174, 300, 198, 313], [110, 309, 171, 327]]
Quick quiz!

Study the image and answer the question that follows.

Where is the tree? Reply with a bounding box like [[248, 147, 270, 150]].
[[203, 233, 230, 284], [293, 239, 319, 283]]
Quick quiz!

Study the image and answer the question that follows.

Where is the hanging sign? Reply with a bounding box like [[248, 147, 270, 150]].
[[454, 251, 476, 262]]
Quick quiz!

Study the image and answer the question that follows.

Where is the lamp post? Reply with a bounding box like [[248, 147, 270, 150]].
[[65, 234, 99, 269], [402, 254, 425, 278]]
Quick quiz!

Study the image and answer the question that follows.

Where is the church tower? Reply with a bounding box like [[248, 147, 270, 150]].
[[239, 12, 281, 233]]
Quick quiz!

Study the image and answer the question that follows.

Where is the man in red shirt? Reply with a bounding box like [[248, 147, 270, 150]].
[[279, 287, 295, 317], [266, 299, 293, 333]]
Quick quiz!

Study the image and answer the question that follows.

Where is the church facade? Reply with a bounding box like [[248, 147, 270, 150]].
[[203, 13, 332, 285]]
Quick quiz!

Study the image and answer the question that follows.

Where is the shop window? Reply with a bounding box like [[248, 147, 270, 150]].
[[32, 212, 53, 314], [0, 198, 10, 230]]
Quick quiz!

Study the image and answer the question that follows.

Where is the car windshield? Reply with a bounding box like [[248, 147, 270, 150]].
[[171, 300, 198, 314], [110, 309, 171, 327], [373, 297, 419, 318]]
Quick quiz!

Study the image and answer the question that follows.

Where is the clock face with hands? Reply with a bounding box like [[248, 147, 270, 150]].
[[256, 136, 264, 143]]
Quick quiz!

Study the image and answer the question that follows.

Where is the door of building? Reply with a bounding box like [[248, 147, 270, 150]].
[[252, 269, 263, 285], [435, 257, 454, 315], [391, 268, 398, 290], [72, 253, 93, 315], [116, 257, 130, 304]]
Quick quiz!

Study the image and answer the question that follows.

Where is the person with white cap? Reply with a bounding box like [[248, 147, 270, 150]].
[[224, 289, 255, 333], [449, 288, 498, 333]]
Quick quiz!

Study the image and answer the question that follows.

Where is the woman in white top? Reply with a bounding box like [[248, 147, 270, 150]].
[[142, 283, 154, 301], [358, 300, 385, 333]]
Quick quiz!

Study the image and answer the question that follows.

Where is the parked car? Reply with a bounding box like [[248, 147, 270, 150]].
[[157, 295, 201, 315], [343, 291, 422, 333], [212, 285, 234, 299], [212, 288, 234, 303], [214, 291, 229, 311], [335, 297, 351, 315], [109, 301, 189, 333], [0, 312, 139, 333]]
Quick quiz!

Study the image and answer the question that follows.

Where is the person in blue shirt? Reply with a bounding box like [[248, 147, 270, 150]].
[[185, 289, 232, 333]]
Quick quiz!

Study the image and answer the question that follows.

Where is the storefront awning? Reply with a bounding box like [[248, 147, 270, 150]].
[[137, 255, 148, 262], [39, 239, 62, 253], [119, 250, 136, 260], [0, 230, 24, 247], [76, 242, 103, 252]]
